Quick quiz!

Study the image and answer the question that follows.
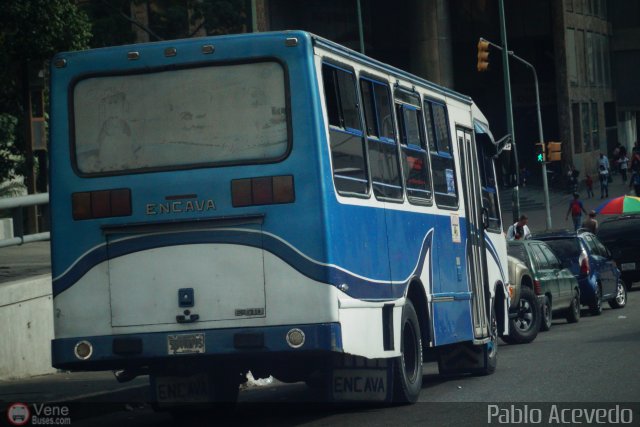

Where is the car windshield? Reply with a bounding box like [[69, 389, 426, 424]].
[[539, 238, 581, 268], [507, 244, 528, 264], [598, 216, 640, 244]]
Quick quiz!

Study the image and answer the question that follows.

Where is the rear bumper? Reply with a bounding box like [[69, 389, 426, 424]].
[[52, 323, 342, 371]]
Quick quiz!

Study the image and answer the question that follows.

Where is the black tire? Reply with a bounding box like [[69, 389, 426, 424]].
[[540, 296, 552, 331], [566, 289, 581, 323], [608, 280, 627, 309], [502, 287, 540, 344], [590, 284, 603, 316], [393, 300, 423, 404]]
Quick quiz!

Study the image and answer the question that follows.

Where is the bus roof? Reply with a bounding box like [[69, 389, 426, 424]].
[[310, 33, 473, 106]]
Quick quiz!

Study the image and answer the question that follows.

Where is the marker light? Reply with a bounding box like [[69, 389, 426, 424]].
[[286, 328, 305, 348], [74, 340, 93, 360]]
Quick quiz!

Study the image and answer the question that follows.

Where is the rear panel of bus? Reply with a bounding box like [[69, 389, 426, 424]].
[[49, 32, 343, 370]]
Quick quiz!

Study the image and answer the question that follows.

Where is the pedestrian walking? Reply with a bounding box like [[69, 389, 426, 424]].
[[630, 169, 640, 197], [585, 174, 594, 198], [599, 153, 610, 172], [618, 153, 629, 183], [599, 165, 609, 198], [506, 214, 531, 241], [581, 210, 598, 233], [566, 193, 588, 232]]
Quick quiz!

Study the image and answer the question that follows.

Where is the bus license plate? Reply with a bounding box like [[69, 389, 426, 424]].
[[167, 333, 205, 355], [332, 369, 388, 401], [621, 263, 636, 271], [155, 373, 210, 403]]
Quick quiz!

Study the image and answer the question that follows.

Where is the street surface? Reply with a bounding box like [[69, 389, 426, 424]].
[[2, 288, 636, 426]]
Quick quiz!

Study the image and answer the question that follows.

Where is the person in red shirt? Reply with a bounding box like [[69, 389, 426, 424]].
[[566, 193, 588, 232], [585, 174, 594, 198]]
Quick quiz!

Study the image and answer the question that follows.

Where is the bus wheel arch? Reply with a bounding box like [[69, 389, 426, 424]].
[[405, 279, 430, 354]]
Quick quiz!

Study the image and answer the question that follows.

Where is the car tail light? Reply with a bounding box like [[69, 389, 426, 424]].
[[579, 252, 590, 276], [72, 188, 131, 220], [533, 280, 542, 295], [232, 175, 294, 207]]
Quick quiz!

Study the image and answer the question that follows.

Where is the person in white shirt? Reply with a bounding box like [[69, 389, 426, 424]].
[[506, 214, 531, 241], [618, 154, 629, 183], [599, 153, 610, 171]]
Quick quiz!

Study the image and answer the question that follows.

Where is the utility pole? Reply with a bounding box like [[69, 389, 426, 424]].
[[356, 0, 365, 54], [498, 0, 520, 224], [479, 38, 553, 230]]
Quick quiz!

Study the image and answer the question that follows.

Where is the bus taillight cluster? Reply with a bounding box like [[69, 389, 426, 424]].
[[72, 188, 132, 220]]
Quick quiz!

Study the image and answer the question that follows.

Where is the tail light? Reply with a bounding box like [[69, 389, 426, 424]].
[[579, 252, 590, 276], [72, 188, 131, 220], [533, 280, 542, 295], [232, 175, 294, 207]]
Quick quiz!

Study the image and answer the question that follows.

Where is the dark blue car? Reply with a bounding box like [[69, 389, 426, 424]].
[[534, 230, 627, 315]]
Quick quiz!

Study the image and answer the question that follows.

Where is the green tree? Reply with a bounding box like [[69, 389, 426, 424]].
[[0, 0, 91, 184]]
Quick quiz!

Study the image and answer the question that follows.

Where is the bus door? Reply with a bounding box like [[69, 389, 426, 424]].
[[456, 127, 490, 339]]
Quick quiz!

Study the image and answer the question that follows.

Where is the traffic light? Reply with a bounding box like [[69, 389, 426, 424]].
[[535, 142, 546, 163], [477, 40, 490, 72], [547, 141, 562, 162]]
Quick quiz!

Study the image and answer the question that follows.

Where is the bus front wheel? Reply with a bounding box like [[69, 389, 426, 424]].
[[393, 300, 423, 403]]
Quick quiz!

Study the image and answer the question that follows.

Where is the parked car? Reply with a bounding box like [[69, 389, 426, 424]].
[[597, 214, 640, 291], [535, 230, 626, 315], [502, 255, 541, 344], [507, 240, 581, 331]]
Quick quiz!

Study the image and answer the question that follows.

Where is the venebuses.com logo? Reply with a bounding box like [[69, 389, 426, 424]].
[[6, 403, 30, 426], [6, 403, 71, 426]]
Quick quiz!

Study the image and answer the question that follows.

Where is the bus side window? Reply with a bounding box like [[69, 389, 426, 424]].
[[322, 63, 369, 196], [474, 122, 502, 232], [424, 100, 458, 208], [395, 91, 432, 203], [360, 78, 403, 201]]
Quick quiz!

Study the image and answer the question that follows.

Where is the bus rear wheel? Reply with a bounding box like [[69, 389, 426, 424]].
[[393, 300, 423, 404]]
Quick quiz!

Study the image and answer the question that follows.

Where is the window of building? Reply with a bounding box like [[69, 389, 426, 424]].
[[395, 90, 432, 203], [360, 77, 403, 200], [595, 34, 603, 87], [575, 0, 583, 14], [603, 35, 612, 87], [585, 0, 593, 15], [566, 0, 573, 12], [572, 103, 582, 153], [582, 102, 591, 151], [424, 100, 458, 208], [586, 32, 595, 86], [576, 30, 586, 86], [566, 29, 578, 86], [322, 63, 369, 196], [591, 101, 599, 151]]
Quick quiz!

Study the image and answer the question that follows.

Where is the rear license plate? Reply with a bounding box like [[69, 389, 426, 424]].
[[167, 333, 205, 355], [332, 369, 388, 401], [621, 262, 637, 271], [155, 373, 210, 404]]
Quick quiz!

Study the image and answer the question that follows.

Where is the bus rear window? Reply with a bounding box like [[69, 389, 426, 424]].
[[72, 61, 288, 174]]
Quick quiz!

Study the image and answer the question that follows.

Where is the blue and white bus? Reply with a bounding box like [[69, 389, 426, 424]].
[[49, 31, 509, 404]]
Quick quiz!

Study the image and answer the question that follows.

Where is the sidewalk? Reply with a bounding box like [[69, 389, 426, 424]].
[[501, 174, 635, 233]]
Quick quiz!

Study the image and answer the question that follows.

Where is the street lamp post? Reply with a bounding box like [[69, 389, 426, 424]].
[[479, 37, 553, 230], [498, 0, 520, 225]]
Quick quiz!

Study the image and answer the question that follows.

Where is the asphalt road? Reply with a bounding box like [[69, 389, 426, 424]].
[[46, 288, 640, 427]]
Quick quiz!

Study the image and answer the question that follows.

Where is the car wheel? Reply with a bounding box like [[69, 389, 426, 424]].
[[502, 287, 540, 344], [566, 289, 581, 323], [393, 300, 423, 403], [540, 296, 552, 332], [589, 284, 603, 316], [608, 280, 627, 309]]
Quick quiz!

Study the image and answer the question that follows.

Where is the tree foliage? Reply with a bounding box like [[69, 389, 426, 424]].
[[0, 0, 91, 183]]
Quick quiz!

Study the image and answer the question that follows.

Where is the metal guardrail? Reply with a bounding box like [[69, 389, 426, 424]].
[[0, 193, 50, 248]]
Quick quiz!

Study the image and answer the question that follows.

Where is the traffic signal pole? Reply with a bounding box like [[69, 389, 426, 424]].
[[498, 0, 520, 225], [479, 37, 553, 230]]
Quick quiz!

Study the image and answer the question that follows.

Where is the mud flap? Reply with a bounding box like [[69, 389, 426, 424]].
[[328, 355, 394, 403], [437, 340, 492, 375]]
